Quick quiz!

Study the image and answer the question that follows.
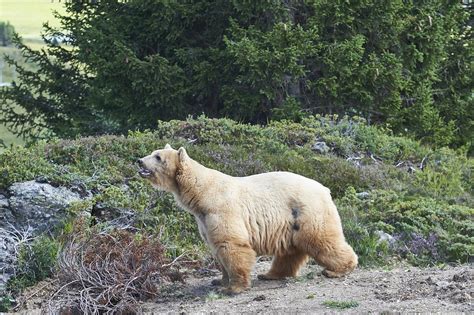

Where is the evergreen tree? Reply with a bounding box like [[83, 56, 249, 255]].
[[0, 21, 15, 47], [0, 0, 471, 150]]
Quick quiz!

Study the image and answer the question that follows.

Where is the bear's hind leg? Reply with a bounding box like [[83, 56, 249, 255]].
[[258, 251, 308, 280], [312, 241, 358, 278], [215, 241, 256, 294]]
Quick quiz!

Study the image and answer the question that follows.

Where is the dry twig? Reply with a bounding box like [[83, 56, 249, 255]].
[[46, 229, 184, 314]]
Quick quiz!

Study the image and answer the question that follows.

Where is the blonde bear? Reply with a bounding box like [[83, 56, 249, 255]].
[[138, 144, 357, 294]]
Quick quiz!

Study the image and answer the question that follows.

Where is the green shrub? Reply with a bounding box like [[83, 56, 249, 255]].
[[0, 116, 472, 266], [0, 296, 13, 312], [322, 300, 359, 309], [342, 220, 390, 267], [7, 236, 60, 293], [414, 147, 470, 201], [0, 145, 55, 188], [337, 188, 473, 265]]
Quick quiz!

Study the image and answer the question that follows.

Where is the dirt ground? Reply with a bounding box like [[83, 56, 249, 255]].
[[8, 261, 473, 314], [142, 261, 473, 314]]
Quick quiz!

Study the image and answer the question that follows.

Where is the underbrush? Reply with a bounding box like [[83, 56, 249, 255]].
[[1, 116, 472, 310], [48, 224, 186, 314], [338, 188, 473, 266], [6, 236, 60, 294]]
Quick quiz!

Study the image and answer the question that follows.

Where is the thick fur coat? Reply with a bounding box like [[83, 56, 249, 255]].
[[138, 144, 357, 294]]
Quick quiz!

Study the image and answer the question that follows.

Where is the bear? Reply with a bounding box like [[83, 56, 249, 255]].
[[138, 144, 358, 294]]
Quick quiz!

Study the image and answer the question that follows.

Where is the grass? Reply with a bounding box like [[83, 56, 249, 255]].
[[322, 300, 360, 309], [0, 116, 472, 311], [0, 0, 65, 38], [0, 0, 66, 148], [205, 291, 225, 302]]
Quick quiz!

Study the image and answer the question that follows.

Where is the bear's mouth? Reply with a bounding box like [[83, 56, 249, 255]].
[[138, 168, 153, 178]]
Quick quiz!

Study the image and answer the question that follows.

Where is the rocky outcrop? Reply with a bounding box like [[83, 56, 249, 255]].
[[0, 181, 83, 293], [2, 181, 82, 233], [311, 141, 330, 154]]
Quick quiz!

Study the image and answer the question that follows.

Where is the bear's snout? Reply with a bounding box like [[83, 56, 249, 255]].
[[137, 158, 153, 178]]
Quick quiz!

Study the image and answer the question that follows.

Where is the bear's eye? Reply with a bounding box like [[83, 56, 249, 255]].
[[155, 154, 161, 162]]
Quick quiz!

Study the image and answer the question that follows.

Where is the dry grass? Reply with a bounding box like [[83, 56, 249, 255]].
[[47, 228, 186, 314]]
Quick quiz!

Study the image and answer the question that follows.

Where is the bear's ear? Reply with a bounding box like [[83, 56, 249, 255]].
[[178, 147, 189, 163], [164, 143, 173, 150]]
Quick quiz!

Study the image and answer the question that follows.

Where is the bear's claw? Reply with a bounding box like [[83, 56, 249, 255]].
[[219, 286, 248, 295], [322, 269, 346, 278]]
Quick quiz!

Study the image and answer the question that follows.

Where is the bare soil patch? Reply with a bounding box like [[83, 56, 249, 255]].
[[8, 262, 473, 314], [142, 262, 473, 314]]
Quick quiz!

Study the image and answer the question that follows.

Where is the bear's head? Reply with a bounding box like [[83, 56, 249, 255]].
[[137, 144, 189, 192]]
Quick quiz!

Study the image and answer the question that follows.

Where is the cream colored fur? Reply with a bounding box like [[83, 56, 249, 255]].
[[138, 144, 358, 294]]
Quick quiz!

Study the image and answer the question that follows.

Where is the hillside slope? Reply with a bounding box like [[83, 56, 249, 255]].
[[0, 116, 472, 312]]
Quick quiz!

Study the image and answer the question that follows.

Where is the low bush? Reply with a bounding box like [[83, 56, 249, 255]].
[[48, 227, 185, 314], [7, 236, 60, 294], [0, 116, 472, 283], [338, 188, 473, 265]]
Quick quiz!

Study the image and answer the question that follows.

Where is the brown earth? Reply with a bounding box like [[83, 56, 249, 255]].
[[142, 261, 473, 314], [8, 261, 473, 314]]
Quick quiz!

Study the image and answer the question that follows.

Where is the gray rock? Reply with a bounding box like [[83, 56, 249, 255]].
[[0, 181, 90, 293], [356, 191, 370, 199], [312, 141, 330, 154], [375, 230, 395, 246], [0, 193, 8, 208], [4, 181, 82, 234], [0, 194, 15, 228], [0, 227, 22, 292]]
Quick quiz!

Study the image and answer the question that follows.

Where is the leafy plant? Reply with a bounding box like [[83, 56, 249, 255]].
[[7, 236, 60, 293], [0, 295, 13, 312], [0, 116, 472, 268], [322, 300, 359, 309], [1, 1, 471, 150]]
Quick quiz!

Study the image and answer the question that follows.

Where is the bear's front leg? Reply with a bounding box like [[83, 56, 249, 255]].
[[215, 241, 256, 295]]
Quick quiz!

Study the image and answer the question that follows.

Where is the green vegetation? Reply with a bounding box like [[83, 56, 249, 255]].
[[1, 116, 472, 269], [1, 1, 472, 152], [0, 296, 12, 312], [0, 0, 65, 39], [7, 236, 60, 293], [1, 116, 472, 313], [0, 0, 66, 149], [205, 291, 225, 302], [322, 300, 359, 309]]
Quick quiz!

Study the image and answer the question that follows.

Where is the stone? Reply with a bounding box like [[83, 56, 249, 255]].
[[375, 230, 395, 246], [4, 181, 82, 234], [0, 227, 22, 292], [311, 141, 330, 154], [0, 193, 8, 208], [356, 191, 370, 199], [0, 181, 88, 294]]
